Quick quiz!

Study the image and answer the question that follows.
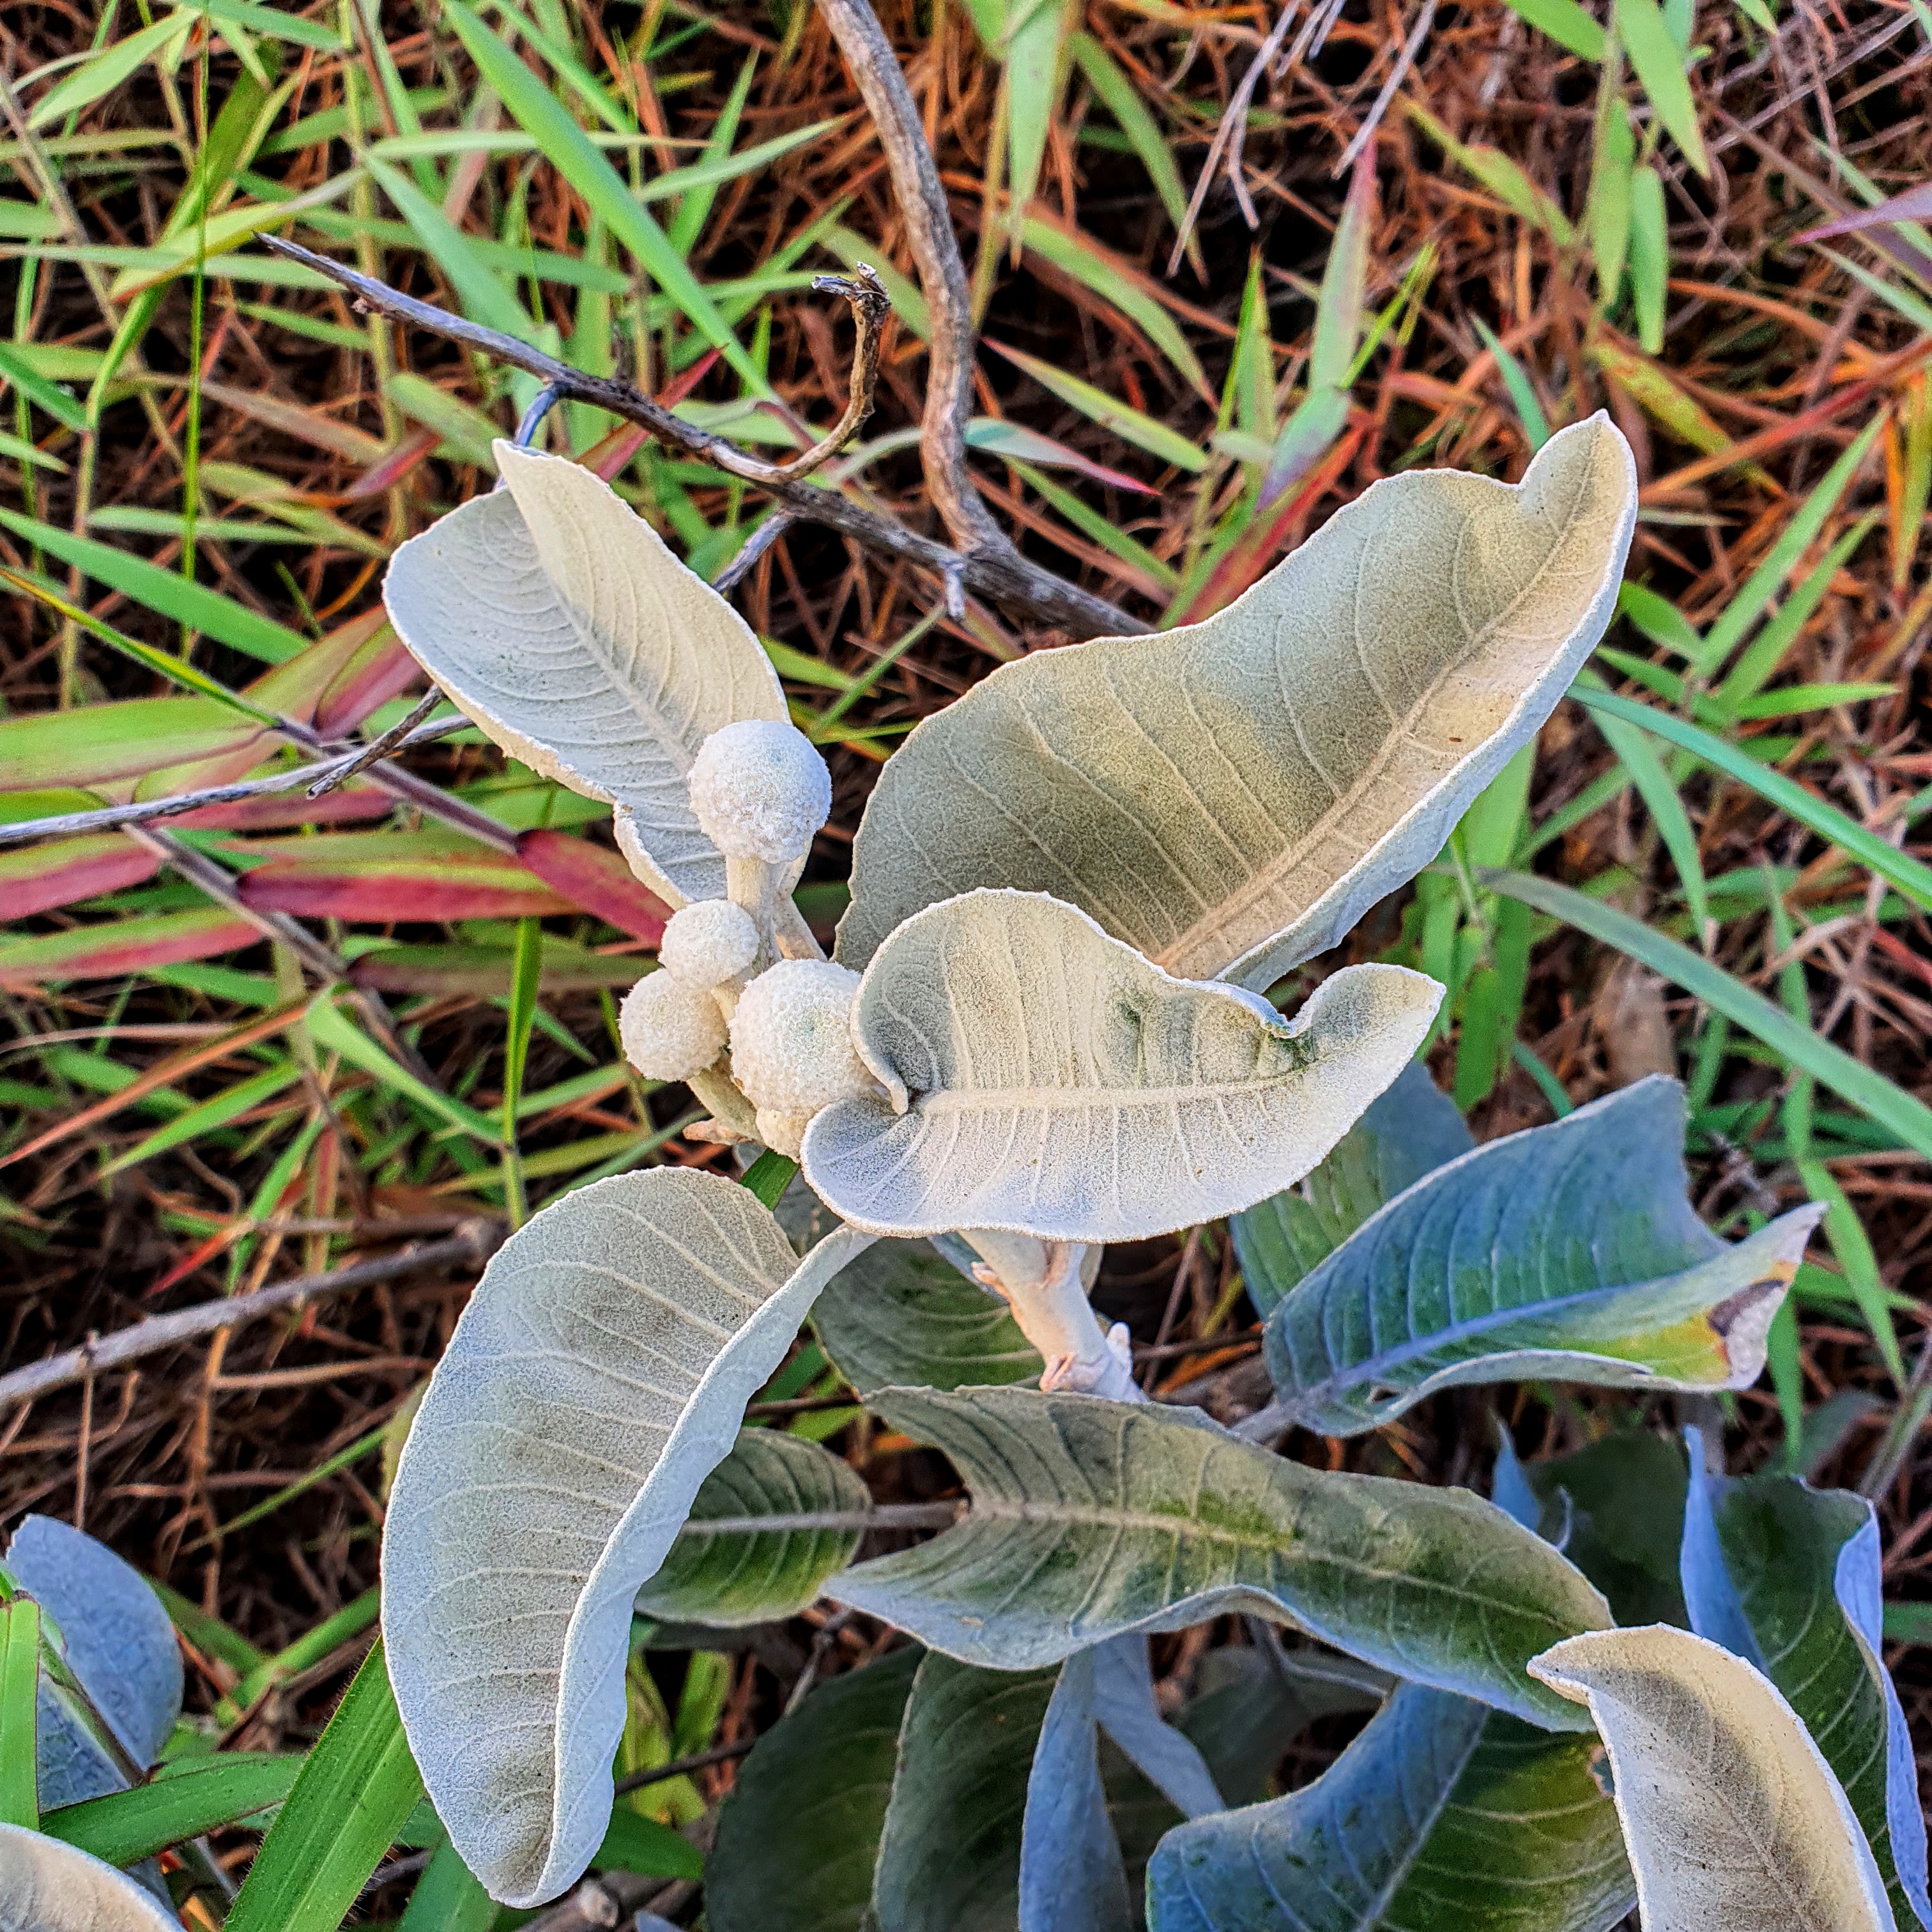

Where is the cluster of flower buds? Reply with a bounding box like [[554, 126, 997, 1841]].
[[618, 719, 880, 1156]]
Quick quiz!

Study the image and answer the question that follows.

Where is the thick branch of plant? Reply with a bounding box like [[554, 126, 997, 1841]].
[[259, 238, 1143, 641], [809, 0, 1017, 562], [0, 1223, 502, 1410]]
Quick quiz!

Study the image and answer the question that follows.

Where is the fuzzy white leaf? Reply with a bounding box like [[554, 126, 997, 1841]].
[[802, 889, 1441, 1242], [1529, 1624, 1897, 1932], [382, 1168, 871, 1906], [837, 416, 1636, 986], [0, 1823, 180, 1932], [382, 441, 786, 907]]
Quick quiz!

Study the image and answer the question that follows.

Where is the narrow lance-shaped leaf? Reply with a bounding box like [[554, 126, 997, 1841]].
[[382, 442, 786, 908], [1678, 1439, 1930, 1929], [1019, 1648, 1136, 1932], [1264, 1077, 1822, 1434], [0, 1822, 180, 1932], [1232, 1059, 1473, 1317], [1530, 1625, 1897, 1932], [836, 415, 1637, 988], [831, 1385, 1610, 1729], [632, 1429, 870, 1629], [223, 1639, 424, 1932], [382, 1167, 872, 1906], [1145, 1683, 1635, 1932], [803, 889, 1442, 1243], [707, 1646, 923, 1932]]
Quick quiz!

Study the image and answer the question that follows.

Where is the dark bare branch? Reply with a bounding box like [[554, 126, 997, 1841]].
[[808, 0, 1016, 560], [0, 1223, 502, 1411], [257, 239, 1144, 640]]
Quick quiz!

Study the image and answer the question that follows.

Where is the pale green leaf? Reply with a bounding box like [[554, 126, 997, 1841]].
[[708, 1647, 922, 1932], [830, 1384, 1611, 1728], [1529, 1625, 1897, 1931], [837, 416, 1636, 988], [1145, 1683, 1633, 1932], [812, 1238, 1044, 1391], [383, 1168, 870, 1905], [381, 442, 786, 909], [1263, 1077, 1821, 1434], [804, 890, 1441, 1243], [0, 1823, 180, 1931], [632, 1430, 870, 1629]]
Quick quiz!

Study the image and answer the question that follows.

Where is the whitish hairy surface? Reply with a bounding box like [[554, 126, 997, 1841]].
[[1530, 1625, 1897, 1932], [383, 1169, 871, 1905], [619, 970, 728, 1082], [659, 898, 760, 988], [382, 442, 785, 908], [0, 1824, 182, 1931], [838, 416, 1637, 988], [688, 719, 832, 863], [804, 889, 1441, 1241], [730, 959, 872, 1115]]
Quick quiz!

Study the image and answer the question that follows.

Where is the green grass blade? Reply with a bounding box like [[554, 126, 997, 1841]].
[[304, 994, 505, 1145], [1471, 316, 1551, 449], [363, 152, 529, 335], [100, 1062, 302, 1176], [42, 1755, 303, 1866], [442, 0, 765, 392], [0, 564, 287, 721], [0, 508, 309, 664], [1574, 687, 1932, 912], [1694, 417, 1882, 676], [742, 1149, 798, 1209], [0, 1597, 39, 1827], [224, 1639, 424, 1932], [399, 1832, 497, 1930], [1480, 868, 1932, 1158], [1714, 516, 1876, 710], [1500, 0, 1606, 57], [1068, 33, 1193, 243], [986, 341, 1206, 470], [1580, 679, 1710, 935], [1613, 0, 1708, 172]]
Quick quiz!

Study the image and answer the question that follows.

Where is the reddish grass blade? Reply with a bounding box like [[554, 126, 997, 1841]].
[[517, 829, 670, 942], [0, 907, 262, 993], [0, 833, 164, 918]]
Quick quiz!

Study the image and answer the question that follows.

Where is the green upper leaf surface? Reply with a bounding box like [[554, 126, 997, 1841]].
[[1145, 1683, 1633, 1932], [1232, 1061, 1472, 1316], [836, 416, 1636, 988], [872, 1651, 1059, 1932], [830, 1386, 1609, 1729], [632, 1429, 868, 1629], [804, 889, 1441, 1242], [708, 1646, 923, 1932], [381, 1167, 871, 1905], [1680, 1452, 1930, 1928], [1264, 1078, 1821, 1434], [811, 1238, 1044, 1393]]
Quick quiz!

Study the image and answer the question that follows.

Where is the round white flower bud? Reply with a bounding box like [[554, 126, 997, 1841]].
[[658, 898, 760, 990], [618, 970, 727, 1082], [728, 959, 872, 1114], [687, 719, 832, 863]]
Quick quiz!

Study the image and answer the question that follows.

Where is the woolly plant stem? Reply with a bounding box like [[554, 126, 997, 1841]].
[[965, 1230, 1143, 1402]]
